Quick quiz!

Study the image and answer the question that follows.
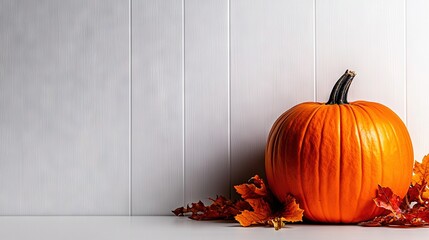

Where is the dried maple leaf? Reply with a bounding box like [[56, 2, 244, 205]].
[[172, 195, 251, 220], [234, 175, 303, 230], [421, 189, 429, 201], [234, 195, 303, 230], [280, 195, 305, 222], [360, 206, 429, 228], [406, 182, 426, 206], [234, 198, 271, 227], [173, 175, 302, 230], [360, 186, 407, 227], [413, 155, 429, 186], [234, 175, 268, 199], [412, 156, 429, 203], [360, 155, 429, 227], [373, 185, 402, 217], [404, 206, 429, 223]]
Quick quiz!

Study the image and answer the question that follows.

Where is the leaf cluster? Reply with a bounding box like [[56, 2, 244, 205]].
[[172, 175, 304, 230], [360, 155, 429, 227]]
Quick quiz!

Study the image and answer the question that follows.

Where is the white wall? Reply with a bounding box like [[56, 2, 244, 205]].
[[0, 0, 428, 215]]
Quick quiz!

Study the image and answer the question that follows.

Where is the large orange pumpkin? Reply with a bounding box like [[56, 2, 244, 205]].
[[265, 70, 414, 223]]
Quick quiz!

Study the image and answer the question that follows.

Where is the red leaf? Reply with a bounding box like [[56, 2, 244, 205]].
[[373, 185, 402, 217], [360, 155, 429, 227]]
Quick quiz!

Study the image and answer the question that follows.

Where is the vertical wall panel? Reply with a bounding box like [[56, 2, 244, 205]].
[[0, 0, 129, 214], [184, 0, 229, 203], [231, 0, 314, 189], [316, 0, 405, 120], [132, 0, 184, 215], [407, 0, 429, 161]]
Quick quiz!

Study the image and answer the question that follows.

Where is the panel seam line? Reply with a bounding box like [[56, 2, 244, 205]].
[[129, 0, 132, 216], [313, 0, 317, 101], [404, 0, 407, 126], [227, 0, 232, 200], [182, 0, 186, 207]]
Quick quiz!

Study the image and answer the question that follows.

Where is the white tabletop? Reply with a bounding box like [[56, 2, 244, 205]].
[[0, 216, 427, 240]]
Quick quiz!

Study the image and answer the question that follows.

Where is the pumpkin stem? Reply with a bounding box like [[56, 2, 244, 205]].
[[338, 70, 356, 104], [326, 70, 356, 105]]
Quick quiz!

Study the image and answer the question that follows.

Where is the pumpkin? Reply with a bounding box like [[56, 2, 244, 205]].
[[265, 70, 414, 223]]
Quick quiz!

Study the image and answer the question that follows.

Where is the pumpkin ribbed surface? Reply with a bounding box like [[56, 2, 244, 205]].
[[265, 71, 414, 223]]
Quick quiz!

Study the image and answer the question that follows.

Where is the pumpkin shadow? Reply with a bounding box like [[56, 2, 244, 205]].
[[231, 144, 266, 199]]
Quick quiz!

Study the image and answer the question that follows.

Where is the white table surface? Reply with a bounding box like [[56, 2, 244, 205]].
[[0, 216, 428, 240]]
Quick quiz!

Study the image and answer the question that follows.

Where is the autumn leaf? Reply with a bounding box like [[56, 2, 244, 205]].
[[406, 183, 426, 205], [413, 155, 429, 186], [412, 156, 429, 202], [373, 185, 402, 217], [404, 206, 429, 223], [421, 188, 429, 202], [234, 198, 271, 227], [360, 155, 429, 227], [280, 195, 305, 222], [172, 175, 302, 230], [234, 175, 268, 199], [234, 175, 304, 230], [172, 195, 251, 220], [234, 195, 303, 230]]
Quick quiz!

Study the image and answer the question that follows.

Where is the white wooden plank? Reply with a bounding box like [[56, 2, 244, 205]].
[[0, 0, 129, 214], [316, 0, 405, 120], [407, 0, 429, 161], [231, 0, 314, 189], [132, 0, 184, 215], [184, 0, 229, 203]]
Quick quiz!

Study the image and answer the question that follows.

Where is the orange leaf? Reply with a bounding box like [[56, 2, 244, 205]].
[[235, 195, 304, 230], [234, 175, 303, 230], [173, 175, 303, 230], [235, 198, 271, 227], [423, 190, 429, 200], [280, 195, 305, 223], [413, 155, 429, 186], [234, 175, 268, 199]]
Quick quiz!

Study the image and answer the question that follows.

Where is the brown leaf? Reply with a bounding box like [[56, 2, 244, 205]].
[[172, 195, 251, 220]]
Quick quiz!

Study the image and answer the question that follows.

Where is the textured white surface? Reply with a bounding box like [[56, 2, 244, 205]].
[[316, 0, 406, 120], [0, 0, 129, 215], [132, 0, 184, 215], [407, 0, 429, 160], [230, 0, 314, 189], [184, 0, 230, 203], [0, 216, 428, 240]]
